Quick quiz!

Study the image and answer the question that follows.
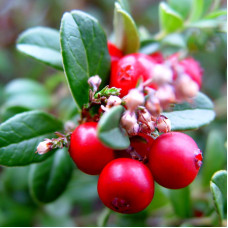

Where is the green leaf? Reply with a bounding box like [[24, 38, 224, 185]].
[[168, 0, 193, 19], [163, 92, 215, 131], [159, 2, 184, 34], [189, 0, 204, 22], [0, 111, 63, 166], [29, 148, 73, 203], [140, 39, 161, 55], [202, 130, 226, 186], [1, 105, 31, 122], [118, 0, 130, 13], [161, 33, 186, 48], [114, 2, 140, 54], [187, 19, 221, 29], [60, 10, 110, 110], [168, 187, 192, 218], [210, 170, 227, 221], [4, 79, 51, 109], [205, 9, 227, 19], [16, 27, 62, 70], [97, 105, 130, 149]]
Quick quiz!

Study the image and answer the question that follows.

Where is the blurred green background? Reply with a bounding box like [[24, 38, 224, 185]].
[[0, 0, 226, 226]]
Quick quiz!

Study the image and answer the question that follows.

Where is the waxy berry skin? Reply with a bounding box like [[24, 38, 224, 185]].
[[110, 53, 157, 97], [108, 41, 123, 65], [69, 122, 114, 175], [148, 132, 202, 189], [98, 158, 154, 214]]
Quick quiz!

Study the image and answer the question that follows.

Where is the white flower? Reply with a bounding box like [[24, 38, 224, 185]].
[[106, 96, 122, 109], [151, 64, 173, 85], [156, 116, 171, 133], [36, 139, 52, 155], [121, 111, 139, 135], [88, 75, 102, 92]]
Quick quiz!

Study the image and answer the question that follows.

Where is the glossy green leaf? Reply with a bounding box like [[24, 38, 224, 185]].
[[1, 105, 31, 122], [98, 105, 130, 149], [159, 2, 184, 34], [189, 0, 204, 22], [4, 79, 51, 109], [161, 33, 186, 48], [163, 92, 215, 131], [114, 2, 140, 54], [202, 130, 226, 186], [210, 170, 227, 220], [16, 27, 62, 70], [0, 111, 63, 166], [187, 19, 221, 29], [29, 148, 73, 203], [168, 187, 192, 218], [60, 10, 110, 110], [168, 0, 193, 19]]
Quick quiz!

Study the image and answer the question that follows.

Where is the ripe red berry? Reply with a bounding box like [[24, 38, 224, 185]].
[[110, 53, 157, 97], [148, 132, 203, 189], [168, 54, 203, 88], [115, 134, 154, 162], [107, 41, 123, 65], [98, 158, 154, 214], [69, 122, 114, 175], [149, 51, 164, 63]]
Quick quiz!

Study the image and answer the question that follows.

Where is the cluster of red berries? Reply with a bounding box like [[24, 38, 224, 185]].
[[68, 42, 203, 214]]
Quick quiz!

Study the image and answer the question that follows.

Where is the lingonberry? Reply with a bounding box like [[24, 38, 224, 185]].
[[168, 54, 203, 88], [115, 134, 154, 162], [108, 41, 123, 65], [69, 122, 114, 175], [148, 132, 203, 189], [110, 53, 157, 97], [149, 51, 164, 63], [98, 158, 154, 213]]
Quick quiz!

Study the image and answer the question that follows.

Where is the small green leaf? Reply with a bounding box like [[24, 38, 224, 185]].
[[140, 39, 160, 55], [189, 0, 204, 22], [159, 2, 184, 34], [205, 9, 227, 19], [16, 27, 62, 70], [4, 79, 51, 109], [0, 111, 63, 166], [202, 130, 226, 186], [60, 10, 110, 110], [187, 19, 221, 29], [163, 92, 215, 131], [114, 2, 140, 54], [29, 148, 73, 203], [98, 105, 130, 149], [161, 33, 186, 48], [168, 186, 192, 218], [210, 170, 227, 221], [168, 0, 193, 19]]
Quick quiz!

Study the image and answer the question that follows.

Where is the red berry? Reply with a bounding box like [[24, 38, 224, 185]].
[[115, 134, 154, 162], [148, 132, 202, 189], [98, 158, 154, 213], [69, 122, 114, 175], [110, 53, 157, 97], [168, 54, 203, 88], [108, 41, 123, 65]]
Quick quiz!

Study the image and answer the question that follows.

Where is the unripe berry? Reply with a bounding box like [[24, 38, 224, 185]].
[[69, 122, 114, 175], [148, 132, 203, 189], [98, 158, 154, 213]]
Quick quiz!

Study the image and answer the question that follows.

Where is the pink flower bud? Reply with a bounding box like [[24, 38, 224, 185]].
[[156, 116, 171, 133], [121, 111, 139, 135], [175, 74, 199, 100], [36, 139, 52, 155], [145, 96, 161, 117], [138, 108, 153, 123], [106, 96, 122, 109], [151, 64, 173, 85], [124, 89, 145, 111], [139, 121, 156, 135], [88, 75, 102, 92], [155, 85, 176, 109]]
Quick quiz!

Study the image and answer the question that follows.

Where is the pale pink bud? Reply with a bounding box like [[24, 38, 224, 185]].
[[145, 96, 161, 117], [121, 111, 139, 135], [155, 85, 176, 109], [151, 64, 173, 85], [124, 89, 145, 111], [156, 116, 171, 133], [88, 75, 102, 92], [36, 139, 52, 155], [106, 96, 122, 109], [138, 108, 153, 123], [139, 121, 156, 135], [64, 121, 77, 132], [175, 74, 199, 100]]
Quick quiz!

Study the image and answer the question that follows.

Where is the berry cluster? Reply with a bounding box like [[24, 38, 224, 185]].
[[36, 42, 203, 214]]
